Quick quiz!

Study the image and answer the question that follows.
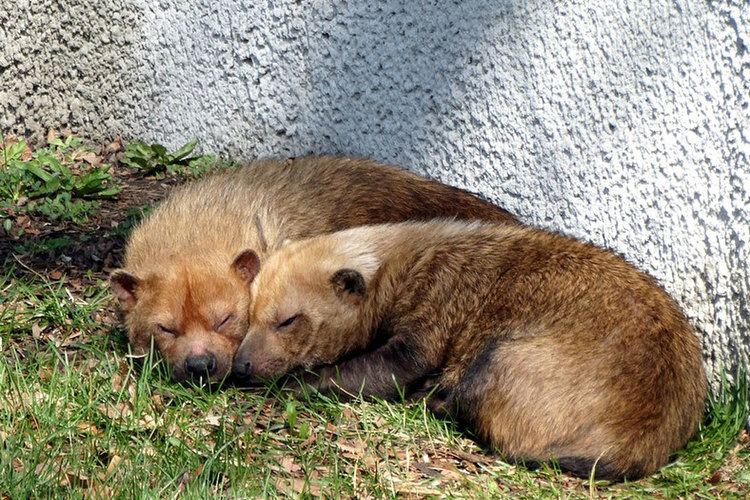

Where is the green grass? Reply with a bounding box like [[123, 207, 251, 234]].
[[0, 270, 748, 498]]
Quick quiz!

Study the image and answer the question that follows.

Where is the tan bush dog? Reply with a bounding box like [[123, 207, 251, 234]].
[[231, 220, 707, 481], [110, 156, 516, 383]]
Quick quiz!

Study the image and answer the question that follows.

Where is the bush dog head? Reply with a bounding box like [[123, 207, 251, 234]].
[[111, 250, 260, 383], [232, 238, 377, 381]]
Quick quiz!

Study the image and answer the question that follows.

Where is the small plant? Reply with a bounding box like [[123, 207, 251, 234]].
[[0, 133, 121, 225], [122, 139, 228, 178]]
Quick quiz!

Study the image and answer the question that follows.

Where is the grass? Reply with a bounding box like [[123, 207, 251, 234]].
[[0, 133, 748, 497], [0, 267, 748, 498]]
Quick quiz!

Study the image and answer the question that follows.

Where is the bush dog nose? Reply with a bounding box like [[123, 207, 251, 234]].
[[231, 356, 252, 378], [185, 353, 216, 377]]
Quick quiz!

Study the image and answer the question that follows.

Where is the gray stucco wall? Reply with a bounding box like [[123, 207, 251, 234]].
[[2, 1, 749, 385]]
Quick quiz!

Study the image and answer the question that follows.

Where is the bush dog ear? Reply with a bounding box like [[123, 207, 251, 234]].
[[330, 269, 366, 298], [232, 249, 261, 285], [110, 270, 141, 311]]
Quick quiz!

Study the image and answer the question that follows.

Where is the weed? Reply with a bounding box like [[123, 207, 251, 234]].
[[0, 133, 121, 225], [122, 140, 232, 178]]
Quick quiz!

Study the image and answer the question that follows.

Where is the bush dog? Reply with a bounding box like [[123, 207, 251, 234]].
[[110, 156, 516, 383], [231, 220, 706, 480]]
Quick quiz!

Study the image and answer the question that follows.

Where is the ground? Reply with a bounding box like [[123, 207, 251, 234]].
[[0, 135, 748, 498]]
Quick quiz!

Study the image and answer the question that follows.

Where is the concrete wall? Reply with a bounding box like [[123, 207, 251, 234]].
[[2, 0, 749, 385]]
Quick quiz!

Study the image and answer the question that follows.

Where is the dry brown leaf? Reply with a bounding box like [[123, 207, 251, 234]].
[[150, 393, 164, 411], [47, 129, 58, 144], [77, 151, 101, 166], [430, 459, 464, 480], [372, 415, 387, 428], [112, 360, 129, 392], [205, 414, 221, 427], [279, 456, 302, 474], [138, 413, 158, 430], [414, 462, 441, 478], [97, 402, 132, 420], [106, 137, 123, 153], [84, 485, 113, 498], [19, 142, 32, 161], [740, 429, 749, 443], [337, 438, 367, 460], [275, 477, 320, 496], [300, 431, 317, 448], [31, 323, 43, 340], [105, 455, 122, 478], [448, 449, 492, 465], [76, 422, 101, 435]]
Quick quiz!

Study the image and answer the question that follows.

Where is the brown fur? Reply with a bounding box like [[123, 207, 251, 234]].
[[233, 220, 707, 480], [111, 156, 516, 382]]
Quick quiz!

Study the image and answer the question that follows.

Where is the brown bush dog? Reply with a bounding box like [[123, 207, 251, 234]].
[[231, 220, 707, 481], [110, 156, 516, 383]]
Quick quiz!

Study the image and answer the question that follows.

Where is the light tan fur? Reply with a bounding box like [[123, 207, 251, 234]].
[[234, 220, 707, 480], [111, 156, 516, 382]]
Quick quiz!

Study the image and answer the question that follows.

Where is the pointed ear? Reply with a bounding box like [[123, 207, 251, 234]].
[[232, 249, 261, 285], [330, 269, 366, 298], [110, 270, 141, 311]]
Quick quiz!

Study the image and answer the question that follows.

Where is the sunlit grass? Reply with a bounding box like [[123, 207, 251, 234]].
[[0, 270, 747, 497]]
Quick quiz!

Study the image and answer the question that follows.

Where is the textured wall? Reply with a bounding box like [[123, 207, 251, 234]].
[[2, 0, 749, 384]]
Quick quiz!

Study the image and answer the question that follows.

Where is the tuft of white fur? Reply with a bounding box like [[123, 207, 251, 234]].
[[330, 235, 381, 281]]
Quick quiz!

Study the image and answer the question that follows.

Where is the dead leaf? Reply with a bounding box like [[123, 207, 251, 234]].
[[275, 477, 320, 496], [47, 129, 58, 144], [112, 360, 129, 392], [414, 462, 441, 478], [76, 422, 101, 435], [372, 415, 387, 428], [708, 470, 722, 484], [279, 456, 302, 474], [337, 439, 367, 460], [77, 151, 101, 166], [300, 431, 317, 448], [205, 413, 221, 427], [105, 455, 122, 478], [448, 449, 492, 465], [106, 137, 123, 153], [31, 323, 43, 340], [138, 413, 158, 430]]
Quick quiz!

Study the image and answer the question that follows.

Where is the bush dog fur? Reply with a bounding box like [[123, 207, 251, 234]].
[[110, 156, 516, 382], [232, 220, 706, 481]]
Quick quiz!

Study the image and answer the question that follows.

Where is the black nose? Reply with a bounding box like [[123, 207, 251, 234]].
[[232, 356, 252, 378], [185, 353, 217, 377]]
